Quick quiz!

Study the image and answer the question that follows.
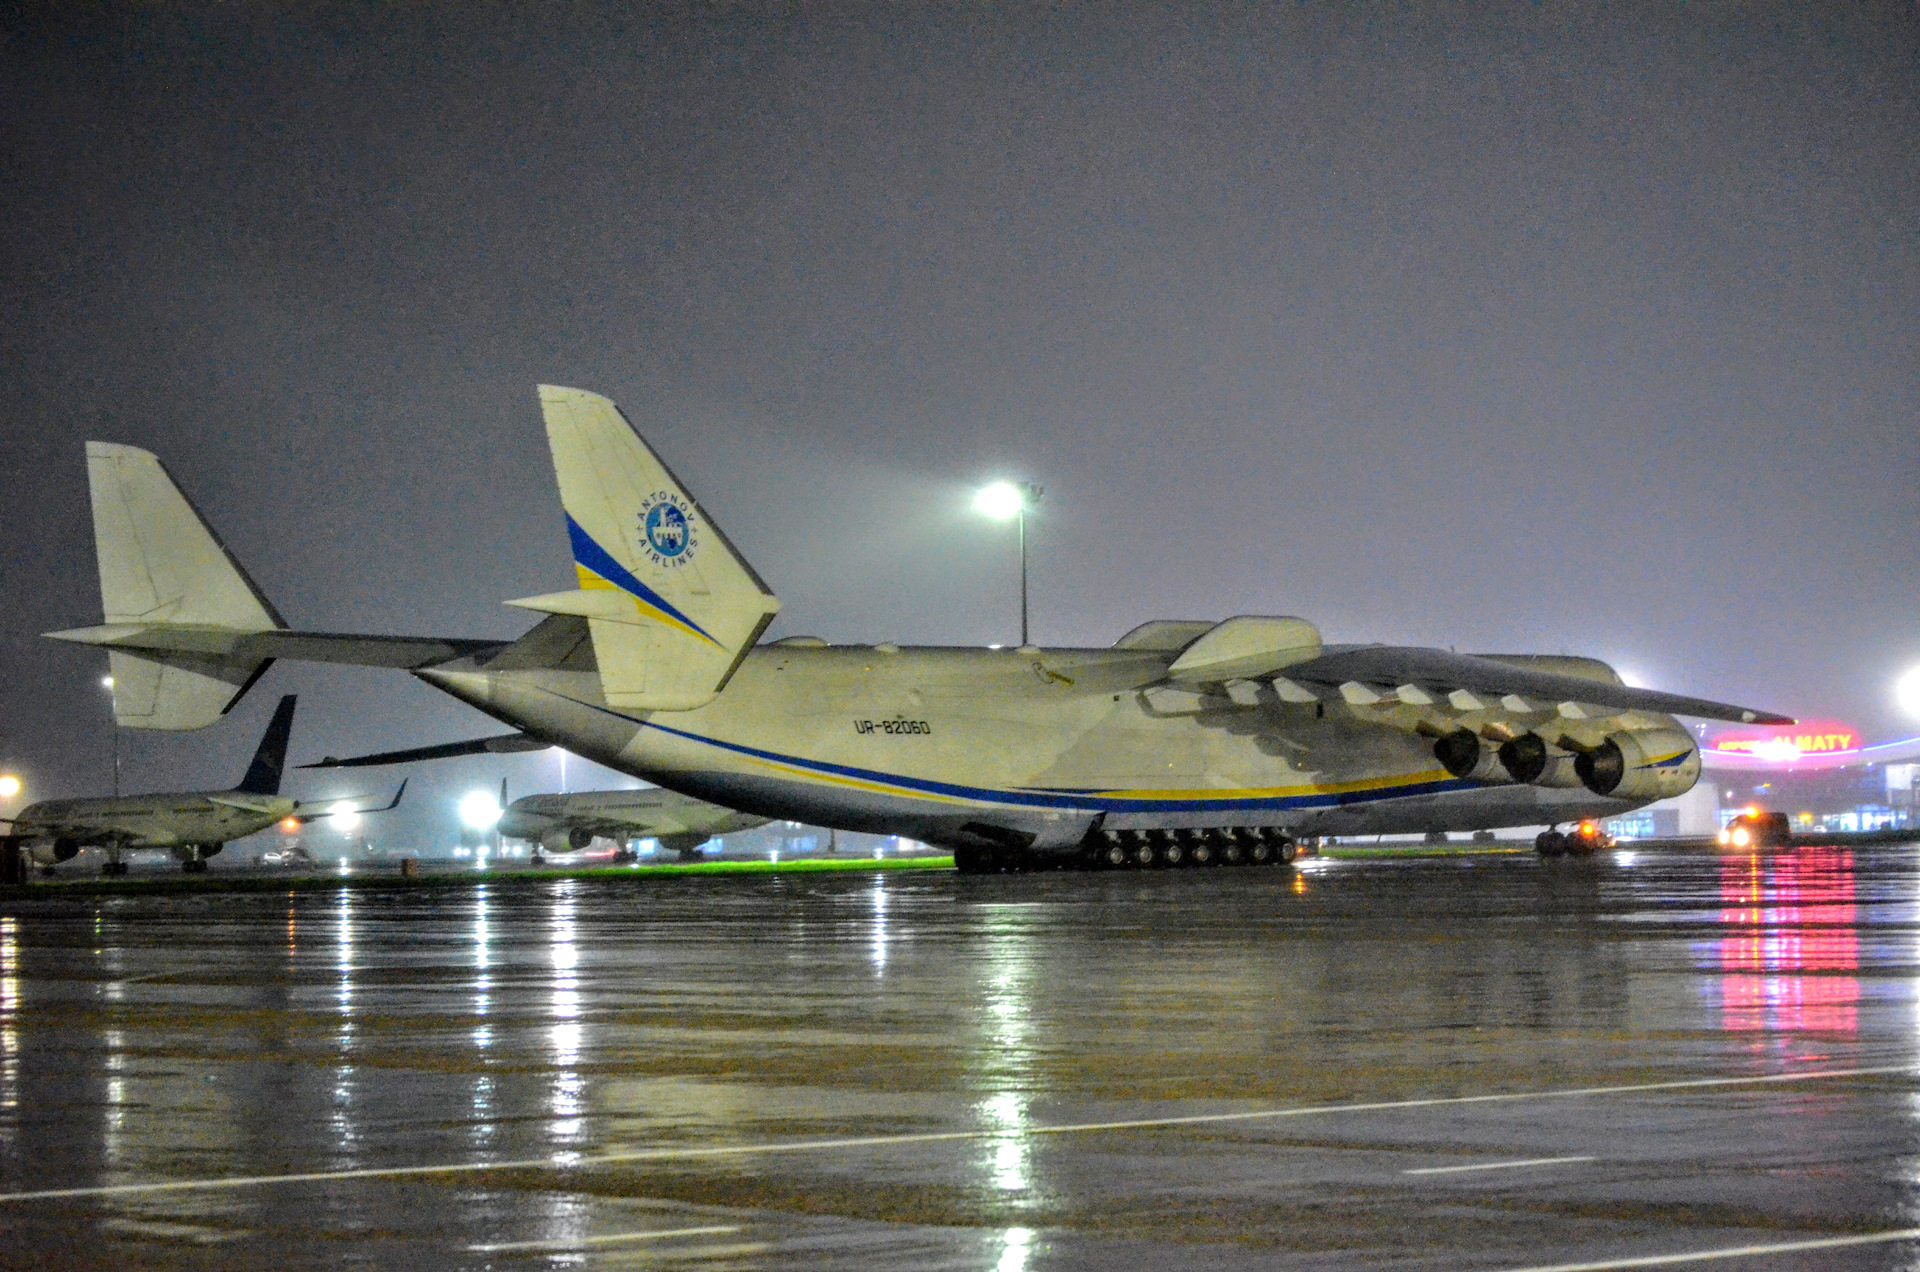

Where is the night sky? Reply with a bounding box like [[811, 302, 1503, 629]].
[[2, 5, 1914, 841]]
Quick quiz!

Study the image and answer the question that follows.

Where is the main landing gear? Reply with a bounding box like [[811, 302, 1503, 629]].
[[175, 844, 218, 873], [956, 827, 1300, 875]]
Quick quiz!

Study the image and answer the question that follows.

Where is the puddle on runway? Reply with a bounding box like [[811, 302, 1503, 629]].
[[4, 845, 1920, 1269]]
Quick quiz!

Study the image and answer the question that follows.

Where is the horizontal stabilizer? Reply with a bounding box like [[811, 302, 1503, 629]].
[[47, 624, 503, 670], [301, 734, 548, 769], [1286, 645, 1792, 725]]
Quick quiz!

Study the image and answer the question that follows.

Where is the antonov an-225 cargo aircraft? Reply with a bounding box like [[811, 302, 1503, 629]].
[[47, 389, 1792, 873]]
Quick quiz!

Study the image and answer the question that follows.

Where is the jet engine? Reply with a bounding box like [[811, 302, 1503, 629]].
[[1433, 729, 1506, 782], [1496, 733, 1583, 788], [539, 827, 596, 854], [49, 839, 81, 863], [1574, 728, 1700, 800]]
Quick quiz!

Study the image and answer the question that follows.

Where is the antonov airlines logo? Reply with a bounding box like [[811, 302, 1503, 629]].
[[638, 492, 698, 568]]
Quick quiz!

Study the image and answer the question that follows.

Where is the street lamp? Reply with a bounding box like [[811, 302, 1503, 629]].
[[99, 674, 121, 796], [972, 480, 1043, 647], [1897, 666, 1920, 719]]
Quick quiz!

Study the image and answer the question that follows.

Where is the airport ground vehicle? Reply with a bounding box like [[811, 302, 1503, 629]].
[[1718, 809, 1793, 849], [1535, 820, 1614, 857], [46, 392, 1793, 875]]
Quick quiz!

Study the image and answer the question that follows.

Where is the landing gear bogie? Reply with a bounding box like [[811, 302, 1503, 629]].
[[1047, 827, 1301, 874]]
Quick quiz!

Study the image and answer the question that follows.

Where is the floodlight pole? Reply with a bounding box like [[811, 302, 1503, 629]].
[[1018, 507, 1029, 648]]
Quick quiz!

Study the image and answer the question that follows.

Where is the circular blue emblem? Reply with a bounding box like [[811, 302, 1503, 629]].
[[644, 502, 690, 558]]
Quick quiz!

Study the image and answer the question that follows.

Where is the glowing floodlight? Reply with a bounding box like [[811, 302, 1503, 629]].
[[972, 480, 1044, 646], [971, 481, 1027, 521], [100, 676, 114, 689], [328, 801, 361, 833], [0, 774, 19, 800], [1897, 666, 1920, 720], [459, 790, 503, 831]]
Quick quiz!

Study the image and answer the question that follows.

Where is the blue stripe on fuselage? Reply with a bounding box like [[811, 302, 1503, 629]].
[[634, 716, 1478, 814]]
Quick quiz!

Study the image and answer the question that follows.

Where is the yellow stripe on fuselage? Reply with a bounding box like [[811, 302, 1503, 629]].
[[746, 756, 978, 805]]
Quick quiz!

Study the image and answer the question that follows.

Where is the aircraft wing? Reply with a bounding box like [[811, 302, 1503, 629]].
[[300, 734, 549, 769], [286, 780, 409, 823], [1280, 646, 1792, 725]]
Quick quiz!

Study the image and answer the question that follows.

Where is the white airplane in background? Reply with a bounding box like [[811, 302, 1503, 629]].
[[47, 394, 1791, 874], [7, 694, 403, 874], [298, 742, 769, 862], [498, 786, 769, 863]]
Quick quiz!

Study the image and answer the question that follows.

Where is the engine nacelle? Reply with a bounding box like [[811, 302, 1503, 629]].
[[1576, 729, 1700, 800], [49, 839, 81, 863], [1496, 733, 1584, 788], [1433, 729, 1507, 782], [539, 827, 596, 854]]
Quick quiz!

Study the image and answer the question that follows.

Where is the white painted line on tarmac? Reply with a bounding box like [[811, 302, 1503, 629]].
[[2, 1063, 1908, 1204], [467, 1224, 741, 1253], [1404, 1155, 1595, 1175], [1494, 1226, 1920, 1271]]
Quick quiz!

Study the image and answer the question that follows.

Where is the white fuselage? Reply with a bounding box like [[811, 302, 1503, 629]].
[[419, 641, 1698, 853], [10, 790, 294, 860], [497, 789, 768, 852]]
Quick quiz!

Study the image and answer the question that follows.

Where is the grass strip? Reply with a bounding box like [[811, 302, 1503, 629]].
[[0, 854, 955, 903]]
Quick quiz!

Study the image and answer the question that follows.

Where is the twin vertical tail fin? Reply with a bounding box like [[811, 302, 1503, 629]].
[[235, 694, 299, 795], [47, 443, 286, 729], [508, 386, 780, 712]]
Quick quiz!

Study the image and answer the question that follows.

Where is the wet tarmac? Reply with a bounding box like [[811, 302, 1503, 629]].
[[3, 842, 1920, 1270]]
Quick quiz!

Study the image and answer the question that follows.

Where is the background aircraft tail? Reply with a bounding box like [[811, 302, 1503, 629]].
[[508, 386, 780, 712], [74, 442, 286, 729], [235, 694, 298, 795]]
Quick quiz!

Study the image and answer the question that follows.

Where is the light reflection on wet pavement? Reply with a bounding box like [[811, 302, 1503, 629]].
[[4, 844, 1920, 1269]]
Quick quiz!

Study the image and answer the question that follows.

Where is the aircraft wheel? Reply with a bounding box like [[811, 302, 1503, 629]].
[[1158, 839, 1186, 868], [954, 844, 992, 875], [101, 861, 128, 877], [1248, 840, 1273, 865], [1276, 838, 1298, 864], [1535, 831, 1566, 858], [1130, 842, 1155, 868], [38, 864, 57, 878], [1222, 841, 1244, 865], [1101, 841, 1130, 869], [182, 858, 208, 874], [530, 852, 547, 866], [1189, 838, 1215, 866]]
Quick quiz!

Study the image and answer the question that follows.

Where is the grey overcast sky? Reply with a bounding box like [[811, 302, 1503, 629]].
[[1, 4, 1915, 831]]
